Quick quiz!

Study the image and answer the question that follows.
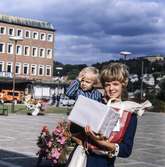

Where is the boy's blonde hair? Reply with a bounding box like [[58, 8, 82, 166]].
[[100, 63, 129, 88], [80, 66, 99, 83]]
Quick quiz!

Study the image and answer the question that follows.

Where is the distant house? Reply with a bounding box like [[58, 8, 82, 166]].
[[144, 56, 164, 63]]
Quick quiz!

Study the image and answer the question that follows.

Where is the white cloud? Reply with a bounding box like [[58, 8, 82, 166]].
[[1, 0, 165, 64]]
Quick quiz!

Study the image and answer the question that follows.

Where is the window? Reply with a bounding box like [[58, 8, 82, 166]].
[[6, 62, 12, 73], [32, 32, 38, 39], [47, 49, 52, 58], [16, 29, 23, 37], [40, 33, 46, 40], [16, 45, 22, 55], [46, 65, 51, 76], [0, 43, 5, 53], [31, 64, 37, 75], [32, 47, 38, 57], [39, 48, 45, 58], [0, 61, 4, 72], [7, 43, 14, 54], [15, 63, 21, 74], [47, 34, 53, 42], [24, 46, 30, 56], [38, 65, 44, 76], [23, 64, 29, 75], [0, 26, 6, 34], [25, 30, 30, 38], [8, 28, 14, 36]]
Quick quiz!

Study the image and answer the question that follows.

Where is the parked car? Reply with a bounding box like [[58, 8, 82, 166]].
[[60, 96, 75, 106], [0, 89, 24, 104]]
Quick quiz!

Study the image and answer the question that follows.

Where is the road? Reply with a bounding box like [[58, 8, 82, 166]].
[[0, 112, 164, 167]]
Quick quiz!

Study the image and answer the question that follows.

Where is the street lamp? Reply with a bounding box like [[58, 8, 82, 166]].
[[120, 51, 132, 61], [9, 36, 23, 113], [140, 60, 144, 102], [55, 67, 63, 107]]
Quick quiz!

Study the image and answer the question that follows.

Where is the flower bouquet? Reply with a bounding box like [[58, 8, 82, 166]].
[[36, 121, 75, 166]]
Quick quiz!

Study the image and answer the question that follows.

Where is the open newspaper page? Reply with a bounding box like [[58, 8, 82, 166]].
[[68, 95, 119, 137], [99, 106, 119, 137]]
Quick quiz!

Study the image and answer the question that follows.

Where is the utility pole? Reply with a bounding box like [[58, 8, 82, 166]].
[[140, 60, 144, 101], [9, 36, 23, 113]]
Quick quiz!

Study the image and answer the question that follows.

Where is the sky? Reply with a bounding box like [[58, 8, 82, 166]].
[[0, 0, 165, 64]]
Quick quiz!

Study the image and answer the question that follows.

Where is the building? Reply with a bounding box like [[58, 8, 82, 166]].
[[0, 14, 55, 81], [144, 56, 164, 63]]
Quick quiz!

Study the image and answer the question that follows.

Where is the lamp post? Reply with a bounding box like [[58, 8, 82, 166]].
[[140, 60, 144, 102], [9, 36, 23, 113], [55, 67, 63, 107], [120, 51, 132, 62]]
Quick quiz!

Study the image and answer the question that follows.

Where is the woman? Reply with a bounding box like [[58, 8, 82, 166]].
[[84, 63, 137, 167], [67, 63, 137, 167]]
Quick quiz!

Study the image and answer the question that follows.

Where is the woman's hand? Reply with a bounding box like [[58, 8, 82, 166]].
[[85, 126, 100, 141], [84, 125, 116, 152]]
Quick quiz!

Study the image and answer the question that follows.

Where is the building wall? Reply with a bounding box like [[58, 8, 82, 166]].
[[0, 21, 55, 81]]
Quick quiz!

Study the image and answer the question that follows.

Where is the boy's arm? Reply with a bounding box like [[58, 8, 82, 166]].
[[93, 89, 103, 102], [97, 91, 103, 102], [65, 80, 80, 99]]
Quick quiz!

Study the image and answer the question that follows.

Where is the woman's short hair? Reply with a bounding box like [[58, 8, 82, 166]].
[[100, 63, 129, 88]]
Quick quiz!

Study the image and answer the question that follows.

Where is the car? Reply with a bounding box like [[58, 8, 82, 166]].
[[67, 99, 75, 106], [60, 96, 75, 106], [0, 89, 24, 104]]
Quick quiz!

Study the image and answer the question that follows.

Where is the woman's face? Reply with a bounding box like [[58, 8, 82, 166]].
[[104, 80, 123, 100]]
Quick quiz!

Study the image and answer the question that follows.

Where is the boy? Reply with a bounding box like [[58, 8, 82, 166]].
[[65, 67, 102, 102], [66, 66, 102, 137]]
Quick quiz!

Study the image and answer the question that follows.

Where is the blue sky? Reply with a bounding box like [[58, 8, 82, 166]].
[[0, 0, 165, 64]]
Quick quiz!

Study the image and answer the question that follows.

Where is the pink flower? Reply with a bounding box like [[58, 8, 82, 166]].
[[42, 126, 49, 133], [53, 159, 57, 164], [59, 136, 66, 145], [37, 121, 73, 165], [53, 127, 62, 135], [51, 148, 61, 159], [47, 141, 52, 148]]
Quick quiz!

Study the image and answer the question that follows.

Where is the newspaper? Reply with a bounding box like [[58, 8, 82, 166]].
[[107, 100, 152, 116], [68, 95, 119, 138]]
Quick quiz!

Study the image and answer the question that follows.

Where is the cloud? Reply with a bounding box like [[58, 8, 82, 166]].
[[1, 0, 165, 64]]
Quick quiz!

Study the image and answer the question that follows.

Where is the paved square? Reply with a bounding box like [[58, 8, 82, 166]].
[[0, 112, 164, 167]]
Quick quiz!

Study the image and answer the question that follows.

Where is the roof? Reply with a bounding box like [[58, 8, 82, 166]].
[[0, 14, 55, 31]]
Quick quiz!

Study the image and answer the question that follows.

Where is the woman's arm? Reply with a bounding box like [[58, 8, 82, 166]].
[[85, 126, 116, 152], [85, 114, 137, 157], [118, 113, 137, 157]]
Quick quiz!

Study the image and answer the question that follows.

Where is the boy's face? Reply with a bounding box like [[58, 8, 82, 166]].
[[80, 73, 96, 91], [104, 80, 123, 100]]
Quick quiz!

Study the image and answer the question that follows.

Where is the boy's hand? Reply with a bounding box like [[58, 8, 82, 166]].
[[77, 70, 86, 81]]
